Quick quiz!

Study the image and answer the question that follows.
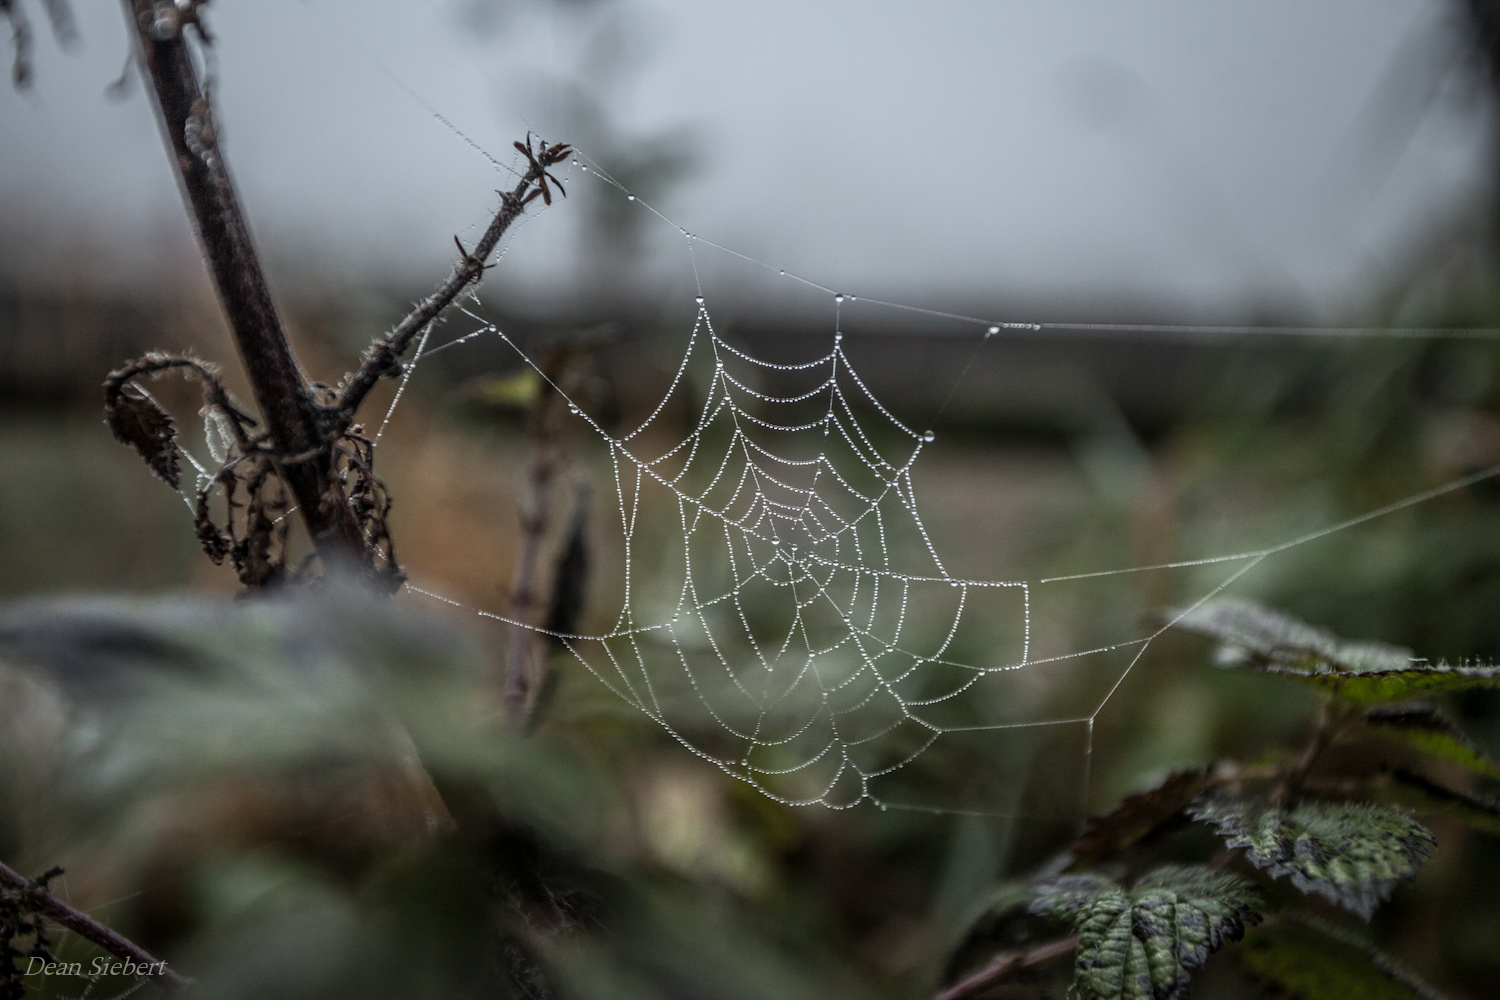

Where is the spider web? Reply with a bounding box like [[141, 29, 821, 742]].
[[133, 124, 1500, 818], [320, 136, 1500, 817]]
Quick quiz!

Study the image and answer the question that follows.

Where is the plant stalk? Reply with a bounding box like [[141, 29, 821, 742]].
[[931, 934, 1078, 1000], [0, 859, 190, 991], [122, 0, 367, 569]]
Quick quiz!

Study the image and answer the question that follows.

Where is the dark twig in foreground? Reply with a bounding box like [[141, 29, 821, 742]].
[[122, 0, 369, 570], [0, 860, 189, 992], [338, 134, 571, 417], [118, 1, 567, 588], [931, 934, 1077, 1000]]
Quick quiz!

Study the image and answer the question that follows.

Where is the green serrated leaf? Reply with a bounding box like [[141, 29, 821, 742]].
[[1030, 864, 1260, 1000], [1384, 768, 1500, 837], [1362, 705, 1500, 780], [1069, 769, 1210, 869], [1188, 797, 1434, 920], [1285, 667, 1500, 704], [1169, 599, 1500, 703], [1238, 917, 1448, 1000]]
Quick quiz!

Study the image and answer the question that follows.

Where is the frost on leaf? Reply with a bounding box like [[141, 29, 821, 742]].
[[104, 388, 181, 489], [1169, 599, 1412, 674], [1188, 797, 1434, 921], [1030, 865, 1260, 1000], [1169, 599, 1500, 703]]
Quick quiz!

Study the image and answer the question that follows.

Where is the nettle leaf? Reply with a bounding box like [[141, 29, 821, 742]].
[[1238, 917, 1448, 1000], [1362, 705, 1500, 781], [1188, 797, 1434, 920], [1170, 599, 1500, 703], [1030, 864, 1260, 1000], [1170, 599, 1413, 674], [104, 388, 181, 488], [1288, 666, 1500, 705], [1070, 769, 1210, 869]]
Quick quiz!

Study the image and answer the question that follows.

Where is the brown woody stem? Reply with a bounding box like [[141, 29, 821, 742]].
[[1272, 697, 1350, 807], [0, 859, 190, 991], [504, 364, 566, 728], [122, 0, 368, 572], [339, 150, 567, 416], [931, 934, 1078, 1000]]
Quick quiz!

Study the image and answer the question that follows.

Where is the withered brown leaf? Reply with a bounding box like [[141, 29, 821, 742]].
[[1069, 768, 1211, 869], [105, 389, 181, 488]]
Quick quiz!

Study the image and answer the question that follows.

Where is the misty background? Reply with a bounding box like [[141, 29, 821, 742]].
[[3, 0, 1491, 317]]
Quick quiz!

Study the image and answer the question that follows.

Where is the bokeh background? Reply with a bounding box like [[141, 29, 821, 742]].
[[3, 1, 1500, 997]]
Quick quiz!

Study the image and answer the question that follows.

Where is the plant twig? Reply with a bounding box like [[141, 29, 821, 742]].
[[0, 860, 190, 991], [931, 934, 1077, 1000], [503, 348, 576, 728], [1272, 697, 1349, 806], [338, 137, 571, 417], [121, 0, 368, 570]]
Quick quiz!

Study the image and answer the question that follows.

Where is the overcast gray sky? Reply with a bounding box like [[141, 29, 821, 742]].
[[0, 1, 1489, 320]]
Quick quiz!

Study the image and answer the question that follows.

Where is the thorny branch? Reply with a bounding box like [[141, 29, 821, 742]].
[[113, 0, 568, 590], [0, 860, 189, 992], [337, 135, 571, 417]]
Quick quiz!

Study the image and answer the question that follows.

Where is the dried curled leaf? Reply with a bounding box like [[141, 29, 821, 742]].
[[1069, 769, 1210, 869], [104, 388, 180, 489], [1030, 864, 1260, 1000], [1170, 599, 1500, 703], [1362, 705, 1500, 781], [1188, 797, 1434, 920], [1237, 916, 1448, 1000]]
